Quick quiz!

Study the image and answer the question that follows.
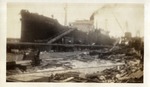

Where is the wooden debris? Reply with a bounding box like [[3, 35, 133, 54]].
[[15, 60, 32, 65], [61, 77, 74, 82]]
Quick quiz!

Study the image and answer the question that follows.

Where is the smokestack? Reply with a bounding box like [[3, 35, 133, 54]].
[[51, 15, 54, 19], [105, 19, 108, 31], [125, 21, 128, 32], [64, 4, 67, 26], [90, 13, 94, 21]]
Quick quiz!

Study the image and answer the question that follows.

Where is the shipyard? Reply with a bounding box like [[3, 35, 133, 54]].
[[7, 3, 144, 83]]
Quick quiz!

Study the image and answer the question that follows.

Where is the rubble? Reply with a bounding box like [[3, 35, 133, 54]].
[[42, 62, 142, 83], [7, 45, 143, 83]]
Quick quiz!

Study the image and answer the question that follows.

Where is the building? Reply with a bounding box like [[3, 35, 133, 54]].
[[7, 38, 20, 43], [70, 20, 94, 32]]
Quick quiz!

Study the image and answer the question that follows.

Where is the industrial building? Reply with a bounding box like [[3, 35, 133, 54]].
[[70, 20, 94, 32]]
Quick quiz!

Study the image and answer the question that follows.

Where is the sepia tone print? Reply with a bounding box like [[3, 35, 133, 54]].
[[7, 3, 144, 83]]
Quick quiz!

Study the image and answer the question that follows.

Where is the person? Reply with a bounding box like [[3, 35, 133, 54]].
[[140, 41, 144, 64], [33, 50, 41, 66], [23, 49, 41, 66]]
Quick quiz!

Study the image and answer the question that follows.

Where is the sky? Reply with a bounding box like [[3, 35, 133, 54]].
[[7, 3, 144, 38]]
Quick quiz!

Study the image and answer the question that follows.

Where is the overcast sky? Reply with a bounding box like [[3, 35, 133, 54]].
[[7, 3, 144, 38]]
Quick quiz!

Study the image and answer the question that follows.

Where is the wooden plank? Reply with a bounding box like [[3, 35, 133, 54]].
[[47, 28, 76, 43], [15, 60, 32, 65], [61, 77, 74, 82]]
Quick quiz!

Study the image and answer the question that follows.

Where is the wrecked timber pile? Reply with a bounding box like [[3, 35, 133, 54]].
[[7, 46, 143, 83]]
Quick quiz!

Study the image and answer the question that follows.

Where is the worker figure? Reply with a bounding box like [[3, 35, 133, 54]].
[[32, 50, 41, 66], [140, 42, 144, 64], [23, 49, 41, 66]]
